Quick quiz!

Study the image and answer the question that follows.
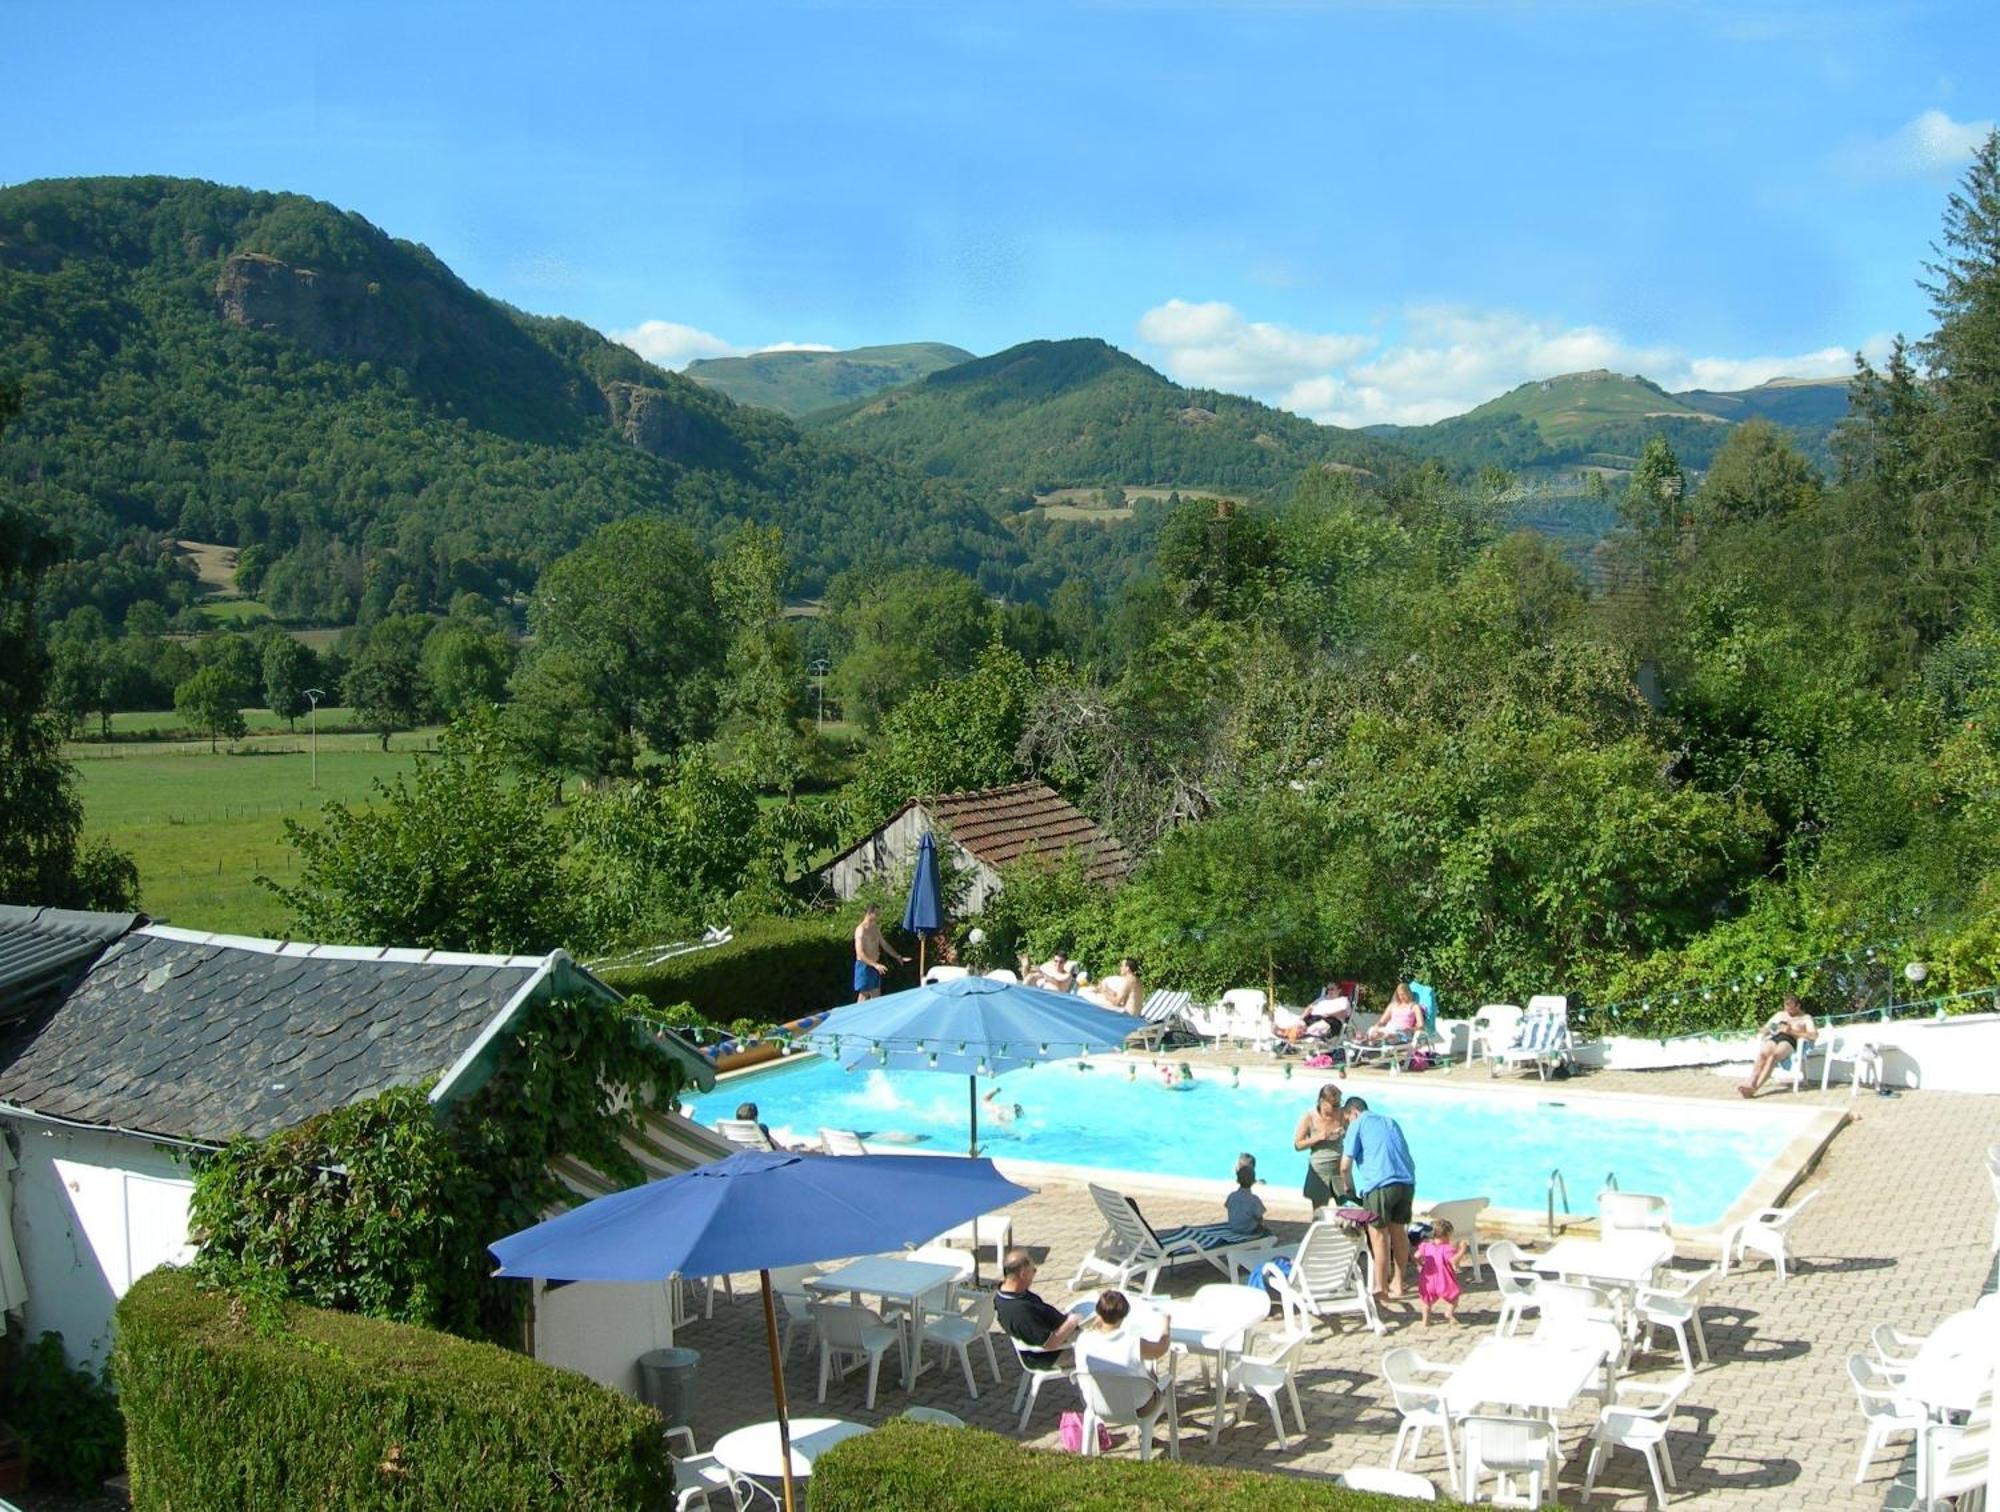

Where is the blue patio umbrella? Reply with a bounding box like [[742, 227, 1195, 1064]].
[[900, 830, 944, 979], [805, 974, 1141, 1158], [492, 1149, 1030, 1512]]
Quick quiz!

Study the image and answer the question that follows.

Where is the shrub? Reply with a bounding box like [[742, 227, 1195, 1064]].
[[813, 1419, 1432, 1510], [0, 1331, 123, 1492], [115, 1269, 672, 1511], [602, 915, 854, 1027]]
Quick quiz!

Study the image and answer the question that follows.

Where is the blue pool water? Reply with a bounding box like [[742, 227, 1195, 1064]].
[[687, 1057, 1780, 1226]]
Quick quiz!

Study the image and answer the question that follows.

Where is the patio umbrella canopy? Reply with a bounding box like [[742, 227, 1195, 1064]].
[[901, 830, 944, 978], [805, 974, 1142, 1156], [491, 1149, 1031, 1512]]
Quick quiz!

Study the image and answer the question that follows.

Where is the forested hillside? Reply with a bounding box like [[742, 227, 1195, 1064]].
[[686, 342, 974, 415], [0, 177, 1023, 625], [805, 337, 1408, 501]]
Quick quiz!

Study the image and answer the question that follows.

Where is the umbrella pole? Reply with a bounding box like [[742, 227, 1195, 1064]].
[[918, 932, 927, 981], [968, 1076, 983, 1286], [760, 1269, 798, 1512]]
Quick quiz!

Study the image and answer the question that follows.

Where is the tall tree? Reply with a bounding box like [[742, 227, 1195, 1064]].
[[345, 615, 431, 751], [829, 565, 991, 729], [1922, 129, 2000, 500], [175, 665, 248, 752], [527, 519, 724, 777], [0, 385, 137, 907], [261, 633, 315, 730]]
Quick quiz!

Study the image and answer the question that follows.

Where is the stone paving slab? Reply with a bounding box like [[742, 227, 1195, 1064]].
[[658, 1064, 2000, 1507]]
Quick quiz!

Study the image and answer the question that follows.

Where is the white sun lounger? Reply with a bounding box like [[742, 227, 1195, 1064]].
[[1069, 1183, 1271, 1293], [1126, 989, 1194, 1050], [1491, 995, 1572, 1079]]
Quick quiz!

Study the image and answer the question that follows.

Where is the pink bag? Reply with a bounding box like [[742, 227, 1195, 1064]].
[[1058, 1410, 1113, 1453]]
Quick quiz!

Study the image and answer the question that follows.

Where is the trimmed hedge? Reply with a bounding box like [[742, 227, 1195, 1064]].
[[602, 915, 865, 1027], [813, 1419, 1455, 1509], [115, 1269, 672, 1510]]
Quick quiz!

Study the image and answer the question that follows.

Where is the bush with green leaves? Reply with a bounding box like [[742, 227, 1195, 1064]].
[[115, 1268, 672, 1511], [0, 1330, 123, 1492], [600, 914, 855, 1031], [812, 1419, 1425, 1511]]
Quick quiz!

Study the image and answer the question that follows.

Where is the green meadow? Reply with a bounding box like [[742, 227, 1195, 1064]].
[[70, 725, 440, 936]]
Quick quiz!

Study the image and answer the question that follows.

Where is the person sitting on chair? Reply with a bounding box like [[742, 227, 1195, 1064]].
[[1083, 957, 1143, 1013], [1073, 1290, 1173, 1416], [1355, 982, 1422, 1044], [1030, 951, 1079, 992], [1740, 993, 1817, 1098], [994, 1248, 1082, 1368]]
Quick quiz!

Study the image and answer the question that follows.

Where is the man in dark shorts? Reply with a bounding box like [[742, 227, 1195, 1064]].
[[852, 903, 904, 1001], [993, 1247, 1081, 1368], [1341, 1096, 1417, 1301]]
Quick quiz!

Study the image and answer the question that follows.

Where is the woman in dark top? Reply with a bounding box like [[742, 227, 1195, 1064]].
[[1293, 1082, 1348, 1208]]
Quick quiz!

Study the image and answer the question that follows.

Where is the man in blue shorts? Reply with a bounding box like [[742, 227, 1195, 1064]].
[[852, 903, 905, 1001], [1340, 1096, 1416, 1301]]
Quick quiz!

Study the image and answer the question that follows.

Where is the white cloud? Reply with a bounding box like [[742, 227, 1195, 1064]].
[[610, 322, 835, 370], [1835, 109, 1993, 183], [1138, 299, 1887, 429], [1136, 299, 1374, 391]]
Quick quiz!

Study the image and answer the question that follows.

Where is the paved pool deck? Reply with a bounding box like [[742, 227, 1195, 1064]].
[[662, 1057, 1999, 1507]]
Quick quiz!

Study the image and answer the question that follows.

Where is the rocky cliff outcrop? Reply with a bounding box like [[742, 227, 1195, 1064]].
[[215, 251, 424, 365]]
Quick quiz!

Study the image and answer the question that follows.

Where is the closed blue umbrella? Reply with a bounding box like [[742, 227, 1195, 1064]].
[[806, 974, 1140, 1157], [900, 830, 944, 979], [492, 1149, 1030, 1512]]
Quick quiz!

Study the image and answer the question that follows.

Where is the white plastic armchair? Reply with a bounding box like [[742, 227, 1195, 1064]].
[[1636, 1265, 1716, 1372], [665, 1425, 746, 1512], [1219, 987, 1273, 1048], [1423, 1197, 1490, 1280], [1847, 1352, 1927, 1484], [1465, 1004, 1523, 1067], [766, 1263, 822, 1360], [1719, 1188, 1820, 1280], [1220, 1327, 1311, 1448], [1382, 1347, 1458, 1484], [921, 964, 970, 985], [1817, 1030, 1883, 1093], [1461, 1414, 1556, 1507], [1006, 1331, 1070, 1431], [1077, 1361, 1180, 1461], [1598, 1190, 1673, 1240], [811, 1301, 902, 1409], [1870, 1321, 1925, 1376], [1582, 1372, 1692, 1506], [920, 1285, 1000, 1398], [1485, 1239, 1541, 1336]]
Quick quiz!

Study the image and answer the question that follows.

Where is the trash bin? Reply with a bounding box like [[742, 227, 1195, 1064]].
[[637, 1346, 700, 1430]]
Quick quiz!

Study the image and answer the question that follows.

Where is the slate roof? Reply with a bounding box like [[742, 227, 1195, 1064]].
[[920, 782, 1133, 887], [0, 907, 145, 1027], [0, 926, 713, 1144]]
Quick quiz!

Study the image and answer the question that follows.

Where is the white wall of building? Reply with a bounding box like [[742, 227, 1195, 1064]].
[[531, 1278, 684, 1396], [5, 1118, 196, 1367]]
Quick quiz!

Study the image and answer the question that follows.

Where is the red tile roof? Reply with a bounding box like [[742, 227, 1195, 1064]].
[[920, 782, 1132, 886]]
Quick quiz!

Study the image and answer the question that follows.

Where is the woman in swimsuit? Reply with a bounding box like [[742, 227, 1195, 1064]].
[[1294, 1083, 1349, 1209], [1740, 993, 1816, 1097]]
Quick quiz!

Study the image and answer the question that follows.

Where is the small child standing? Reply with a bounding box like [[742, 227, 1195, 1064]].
[[1224, 1153, 1269, 1237], [1415, 1218, 1467, 1326]]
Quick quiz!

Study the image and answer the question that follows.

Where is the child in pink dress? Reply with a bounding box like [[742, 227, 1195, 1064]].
[[1415, 1218, 1468, 1326]]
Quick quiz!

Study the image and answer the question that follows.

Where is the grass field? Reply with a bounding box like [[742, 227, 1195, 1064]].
[[71, 727, 440, 936]]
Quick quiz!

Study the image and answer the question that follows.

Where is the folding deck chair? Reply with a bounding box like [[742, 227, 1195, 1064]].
[[1127, 988, 1194, 1051], [1069, 1183, 1272, 1293], [1490, 995, 1572, 1080]]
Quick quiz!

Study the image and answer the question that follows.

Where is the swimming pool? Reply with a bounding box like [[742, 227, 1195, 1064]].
[[686, 1056, 1836, 1229]]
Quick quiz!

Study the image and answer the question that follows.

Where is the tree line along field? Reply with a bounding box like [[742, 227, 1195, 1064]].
[[69, 723, 437, 935]]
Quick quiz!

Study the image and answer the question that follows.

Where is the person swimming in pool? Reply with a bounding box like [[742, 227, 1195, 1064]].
[[983, 1087, 1024, 1125]]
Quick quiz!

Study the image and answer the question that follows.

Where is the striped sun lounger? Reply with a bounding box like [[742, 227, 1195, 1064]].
[[1069, 1182, 1271, 1293]]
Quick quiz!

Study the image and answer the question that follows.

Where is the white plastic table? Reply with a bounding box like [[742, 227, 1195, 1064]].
[[1444, 1337, 1607, 1502], [1532, 1235, 1672, 1289], [1137, 1283, 1273, 1443], [806, 1256, 964, 1388], [712, 1418, 870, 1506]]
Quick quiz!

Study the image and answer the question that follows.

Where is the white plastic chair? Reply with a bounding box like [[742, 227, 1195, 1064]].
[[920, 1286, 1001, 1398], [1465, 1005, 1523, 1067], [1598, 1191, 1673, 1239], [1007, 1332, 1069, 1431], [1461, 1414, 1556, 1507], [1077, 1361, 1179, 1461], [1273, 1221, 1383, 1335], [715, 1118, 777, 1151], [1337, 1466, 1438, 1499], [1382, 1347, 1458, 1484], [1581, 1372, 1691, 1506], [1870, 1321, 1924, 1375], [1219, 1327, 1311, 1448], [985, 968, 1020, 983], [900, 1406, 965, 1427], [921, 964, 970, 985], [1635, 1266, 1715, 1372], [1219, 987, 1272, 1048], [1424, 1197, 1490, 1280], [767, 1263, 822, 1360], [932, 1213, 1012, 1267], [665, 1425, 746, 1512], [819, 1128, 868, 1156], [1847, 1352, 1927, 1484], [1718, 1188, 1820, 1280], [811, 1301, 902, 1409], [1485, 1240, 1541, 1336], [1817, 1031, 1882, 1093]]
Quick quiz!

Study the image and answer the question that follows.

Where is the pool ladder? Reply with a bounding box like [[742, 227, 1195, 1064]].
[[1546, 1168, 1619, 1235]]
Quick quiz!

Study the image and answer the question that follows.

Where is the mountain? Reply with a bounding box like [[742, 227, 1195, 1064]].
[[1676, 375, 1852, 430], [1377, 368, 1846, 476], [805, 337, 1407, 502], [0, 176, 1022, 627], [685, 342, 975, 416]]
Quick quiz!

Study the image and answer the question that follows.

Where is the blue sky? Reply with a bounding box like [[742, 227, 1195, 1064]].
[[3, 1, 1993, 424]]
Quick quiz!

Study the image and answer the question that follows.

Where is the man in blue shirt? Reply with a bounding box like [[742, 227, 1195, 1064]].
[[1341, 1096, 1417, 1301]]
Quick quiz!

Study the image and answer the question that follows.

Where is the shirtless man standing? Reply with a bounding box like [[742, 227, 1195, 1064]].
[[853, 903, 905, 1001]]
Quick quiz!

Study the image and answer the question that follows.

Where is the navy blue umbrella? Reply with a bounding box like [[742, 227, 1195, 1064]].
[[900, 830, 944, 978], [492, 1149, 1030, 1512]]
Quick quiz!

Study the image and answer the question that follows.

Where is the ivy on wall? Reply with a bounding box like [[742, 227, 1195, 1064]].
[[188, 992, 689, 1342]]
